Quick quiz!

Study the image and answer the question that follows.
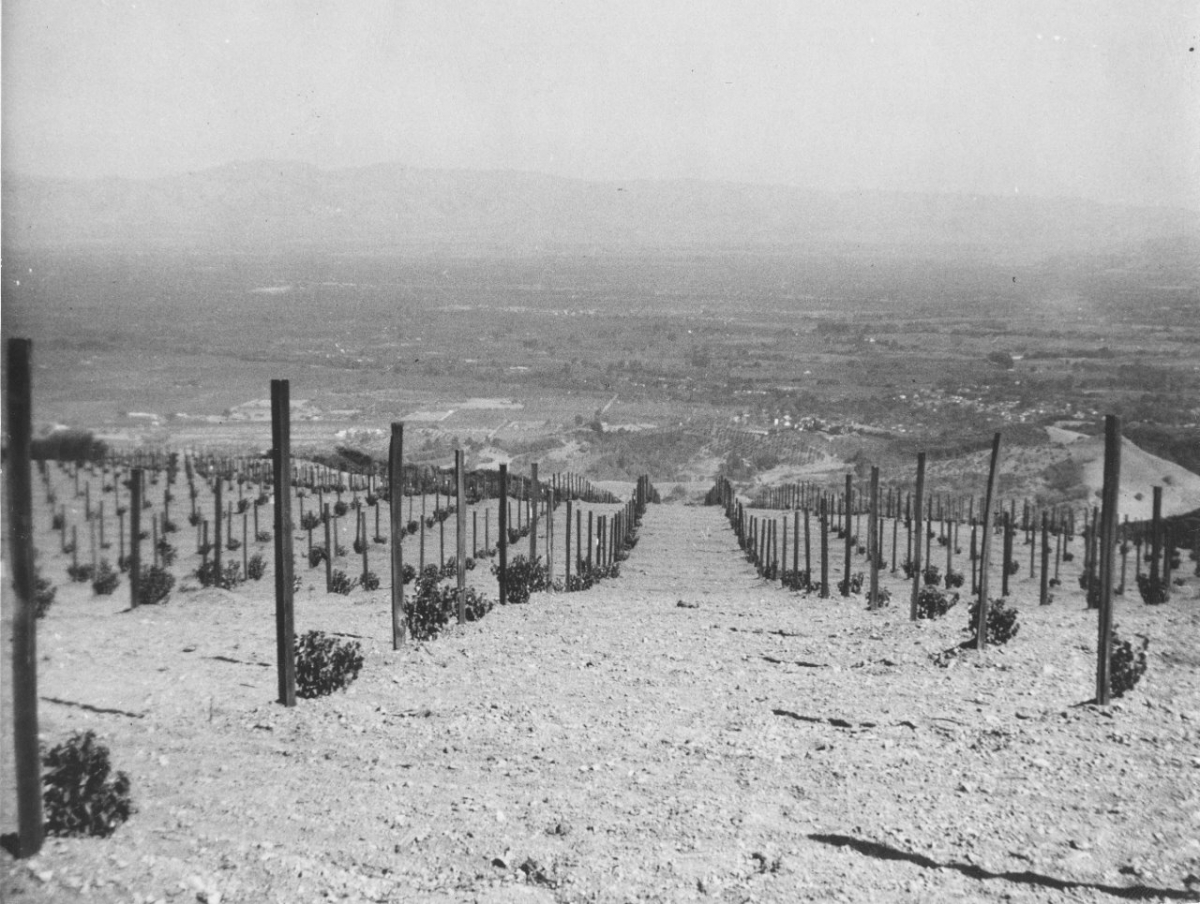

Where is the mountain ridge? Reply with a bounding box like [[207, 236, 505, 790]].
[[4, 161, 1198, 258]]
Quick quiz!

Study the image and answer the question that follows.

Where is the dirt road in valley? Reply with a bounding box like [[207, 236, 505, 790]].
[[3, 501, 1200, 903]]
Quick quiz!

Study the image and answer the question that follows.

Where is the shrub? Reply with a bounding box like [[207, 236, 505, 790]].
[[67, 563, 96, 583], [1005, 559, 1020, 576], [157, 540, 177, 567], [256, 530, 272, 543], [406, 520, 419, 535], [353, 538, 366, 555], [406, 567, 453, 641], [944, 569, 965, 589], [294, 631, 364, 698], [922, 564, 941, 586], [308, 546, 328, 568], [966, 598, 1020, 646], [495, 555, 555, 604], [900, 557, 917, 579], [188, 512, 201, 527], [400, 563, 417, 585], [360, 570, 380, 591], [781, 569, 815, 592], [1110, 630, 1148, 698], [333, 501, 349, 518], [1136, 574, 1169, 606], [330, 569, 356, 595], [42, 731, 133, 838], [300, 511, 322, 532], [51, 512, 66, 531], [916, 585, 958, 620], [225, 538, 241, 552], [246, 554, 267, 581], [138, 565, 175, 605], [837, 572, 864, 595], [35, 571, 57, 618], [92, 560, 120, 595]]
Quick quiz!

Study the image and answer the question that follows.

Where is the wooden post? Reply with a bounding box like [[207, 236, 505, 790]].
[[868, 466, 880, 609], [323, 504, 333, 592], [271, 379, 296, 707], [456, 450, 467, 624], [1001, 511, 1012, 598], [819, 497, 829, 598], [1039, 511, 1051, 605], [130, 469, 143, 608], [6, 338, 44, 857], [909, 453, 926, 620], [498, 463, 508, 605], [389, 423, 406, 647], [1096, 416, 1121, 705], [842, 474, 853, 596], [974, 433, 1002, 650], [565, 499, 573, 588], [1150, 486, 1162, 585], [529, 462, 539, 562]]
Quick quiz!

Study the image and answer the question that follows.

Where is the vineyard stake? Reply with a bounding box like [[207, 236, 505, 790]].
[[6, 338, 43, 858], [498, 464, 508, 605], [565, 499, 573, 588], [529, 462, 539, 562], [842, 474, 853, 597], [869, 466, 880, 609], [1096, 415, 1121, 705], [389, 423, 406, 647], [130, 469, 143, 608], [270, 379, 296, 707], [909, 453, 926, 621], [1039, 511, 1051, 605], [323, 504, 333, 592], [974, 433, 1002, 650], [456, 450, 467, 624], [819, 497, 829, 598], [213, 475, 222, 581], [1150, 487, 1162, 585]]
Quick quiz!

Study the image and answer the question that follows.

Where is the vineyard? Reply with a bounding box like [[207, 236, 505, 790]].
[[4, 351, 1200, 903]]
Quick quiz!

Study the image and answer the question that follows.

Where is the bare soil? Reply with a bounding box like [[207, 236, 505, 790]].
[[3, 502, 1200, 903]]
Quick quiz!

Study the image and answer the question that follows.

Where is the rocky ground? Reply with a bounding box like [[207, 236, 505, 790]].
[[3, 501, 1200, 903]]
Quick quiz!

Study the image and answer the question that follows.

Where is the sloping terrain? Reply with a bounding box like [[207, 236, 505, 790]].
[[3, 502, 1199, 903]]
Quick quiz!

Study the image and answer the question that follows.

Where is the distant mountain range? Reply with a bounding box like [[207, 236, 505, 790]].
[[4, 160, 1198, 258]]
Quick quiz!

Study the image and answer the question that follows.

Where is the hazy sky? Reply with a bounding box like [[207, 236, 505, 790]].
[[4, 1, 1199, 208]]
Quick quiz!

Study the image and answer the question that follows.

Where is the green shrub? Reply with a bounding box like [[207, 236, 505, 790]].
[[35, 572, 57, 618], [1110, 630, 1148, 698], [945, 569, 965, 589], [916, 585, 957, 620], [837, 572, 864, 595], [42, 731, 133, 837], [294, 631, 364, 698], [922, 564, 941, 586], [246, 554, 267, 581], [360, 570, 380, 591], [91, 560, 120, 595], [966, 598, 1020, 646], [495, 555, 555, 604], [67, 562, 95, 583], [330, 569, 356, 595], [1136, 574, 1169, 605], [138, 565, 174, 605]]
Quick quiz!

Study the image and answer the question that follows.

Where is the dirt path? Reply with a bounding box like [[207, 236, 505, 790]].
[[4, 502, 1200, 903]]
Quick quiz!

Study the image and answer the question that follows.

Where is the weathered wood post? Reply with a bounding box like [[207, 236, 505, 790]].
[[388, 423, 406, 647], [6, 338, 44, 858], [323, 504, 333, 592], [842, 474, 853, 596], [868, 466, 880, 609], [270, 379, 296, 707], [498, 463, 509, 605], [130, 469, 143, 608], [819, 496, 829, 598], [565, 498, 573, 588], [529, 462, 539, 562], [1149, 486, 1162, 586], [909, 453, 926, 620], [456, 450, 467, 624], [1096, 415, 1121, 705], [974, 433, 1002, 650], [213, 473, 222, 580], [1039, 511, 1051, 605]]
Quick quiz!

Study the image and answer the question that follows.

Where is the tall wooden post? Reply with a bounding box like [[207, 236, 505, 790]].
[[6, 338, 43, 858], [213, 475, 222, 579], [974, 433, 1002, 649], [1039, 511, 1051, 605], [868, 466, 880, 609], [909, 453, 926, 620], [456, 450, 467, 624], [271, 379, 296, 707], [1096, 415, 1121, 705], [130, 469, 143, 608], [842, 474, 853, 596], [498, 464, 509, 605], [388, 423, 406, 647], [323, 504, 333, 592], [529, 462, 539, 562]]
